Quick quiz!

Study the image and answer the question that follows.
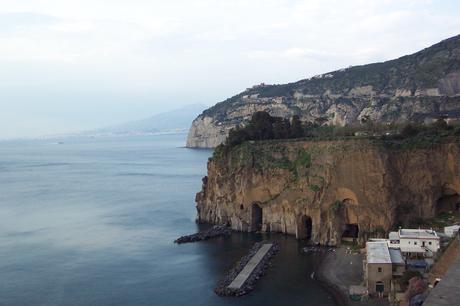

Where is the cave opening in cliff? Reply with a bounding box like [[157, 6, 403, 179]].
[[436, 185, 460, 215], [297, 215, 312, 240], [342, 224, 359, 242], [250, 203, 263, 232]]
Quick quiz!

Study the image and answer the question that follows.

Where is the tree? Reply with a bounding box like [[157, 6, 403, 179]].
[[399, 270, 423, 291], [401, 123, 420, 137], [273, 117, 290, 139], [226, 125, 249, 146], [290, 115, 303, 138], [432, 117, 448, 130], [248, 111, 275, 140]]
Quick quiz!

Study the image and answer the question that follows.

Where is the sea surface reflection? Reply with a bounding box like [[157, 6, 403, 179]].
[[0, 134, 335, 306]]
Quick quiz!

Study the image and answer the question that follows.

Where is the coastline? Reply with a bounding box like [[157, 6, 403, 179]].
[[315, 250, 349, 306], [314, 246, 368, 306]]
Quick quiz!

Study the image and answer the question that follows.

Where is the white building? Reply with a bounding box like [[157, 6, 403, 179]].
[[388, 229, 440, 257], [365, 241, 405, 296], [444, 225, 460, 237]]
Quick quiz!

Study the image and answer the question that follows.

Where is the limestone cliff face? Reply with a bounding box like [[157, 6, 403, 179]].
[[187, 34, 460, 148], [196, 139, 460, 245]]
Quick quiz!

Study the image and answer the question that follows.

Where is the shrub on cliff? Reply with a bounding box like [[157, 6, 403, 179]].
[[223, 111, 460, 150], [401, 123, 421, 138]]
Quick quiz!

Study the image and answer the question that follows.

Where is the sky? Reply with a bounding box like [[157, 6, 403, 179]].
[[0, 0, 459, 139]]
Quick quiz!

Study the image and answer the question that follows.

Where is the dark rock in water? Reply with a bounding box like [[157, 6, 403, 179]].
[[214, 241, 280, 297], [174, 225, 231, 244]]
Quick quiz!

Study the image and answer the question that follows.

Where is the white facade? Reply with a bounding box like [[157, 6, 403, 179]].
[[388, 229, 440, 257], [444, 225, 460, 237]]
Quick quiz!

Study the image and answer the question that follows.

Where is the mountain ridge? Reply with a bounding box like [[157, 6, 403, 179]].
[[187, 34, 460, 148], [92, 104, 207, 136]]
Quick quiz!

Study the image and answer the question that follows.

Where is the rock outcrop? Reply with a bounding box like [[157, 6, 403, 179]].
[[187, 34, 460, 148], [196, 139, 460, 245]]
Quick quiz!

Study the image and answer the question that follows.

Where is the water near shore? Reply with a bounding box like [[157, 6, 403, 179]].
[[0, 134, 335, 306]]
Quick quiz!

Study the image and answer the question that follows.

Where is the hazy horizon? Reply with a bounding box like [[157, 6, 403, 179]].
[[1, 0, 460, 139]]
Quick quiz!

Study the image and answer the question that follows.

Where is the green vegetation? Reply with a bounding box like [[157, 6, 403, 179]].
[[224, 111, 308, 147], [210, 112, 459, 187], [220, 111, 460, 153], [405, 211, 460, 230], [375, 120, 460, 150], [330, 200, 343, 213], [399, 270, 422, 291], [341, 240, 363, 251], [368, 226, 386, 237], [295, 150, 311, 168], [295, 197, 310, 206]]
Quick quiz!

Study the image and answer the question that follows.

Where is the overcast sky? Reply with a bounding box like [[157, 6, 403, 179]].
[[0, 0, 459, 138]]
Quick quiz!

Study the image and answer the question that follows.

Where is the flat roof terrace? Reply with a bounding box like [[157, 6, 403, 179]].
[[399, 229, 438, 239], [367, 241, 391, 264]]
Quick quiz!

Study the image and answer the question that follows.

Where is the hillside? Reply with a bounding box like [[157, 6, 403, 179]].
[[92, 104, 206, 136], [187, 34, 460, 148]]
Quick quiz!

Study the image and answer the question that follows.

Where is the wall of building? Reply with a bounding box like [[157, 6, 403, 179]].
[[366, 263, 392, 295], [399, 238, 440, 253], [392, 264, 406, 277]]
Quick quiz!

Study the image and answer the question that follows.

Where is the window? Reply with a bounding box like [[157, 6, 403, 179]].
[[378, 267, 382, 272], [429, 242, 432, 245], [414, 242, 417, 245], [408, 241, 410, 244]]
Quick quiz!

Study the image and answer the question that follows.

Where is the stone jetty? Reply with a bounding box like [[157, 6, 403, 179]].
[[215, 241, 279, 297]]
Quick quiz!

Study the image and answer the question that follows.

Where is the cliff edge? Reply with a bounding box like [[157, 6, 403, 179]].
[[196, 138, 460, 245]]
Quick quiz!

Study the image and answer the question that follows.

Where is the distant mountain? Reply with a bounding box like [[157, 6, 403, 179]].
[[93, 104, 207, 136], [187, 34, 460, 148]]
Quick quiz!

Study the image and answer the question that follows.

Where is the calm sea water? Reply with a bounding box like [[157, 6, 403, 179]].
[[0, 134, 335, 306]]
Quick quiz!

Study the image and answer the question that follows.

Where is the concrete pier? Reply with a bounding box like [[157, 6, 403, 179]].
[[228, 243, 273, 290]]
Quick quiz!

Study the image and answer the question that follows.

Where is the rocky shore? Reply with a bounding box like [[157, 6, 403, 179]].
[[214, 241, 280, 297], [316, 266, 348, 306], [174, 225, 231, 244]]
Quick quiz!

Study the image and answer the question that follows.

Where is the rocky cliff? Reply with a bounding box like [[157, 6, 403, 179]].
[[187, 34, 460, 148], [196, 139, 460, 245]]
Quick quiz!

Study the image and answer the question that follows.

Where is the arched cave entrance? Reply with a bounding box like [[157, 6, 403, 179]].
[[297, 215, 313, 240], [342, 223, 359, 242], [341, 198, 359, 242], [436, 184, 460, 215], [250, 203, 263, 232]]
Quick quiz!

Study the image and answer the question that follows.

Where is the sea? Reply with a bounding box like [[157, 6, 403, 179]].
[[0, 133, 335, 306]]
